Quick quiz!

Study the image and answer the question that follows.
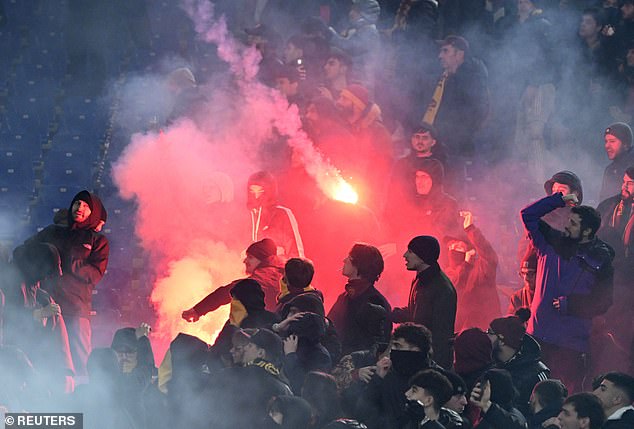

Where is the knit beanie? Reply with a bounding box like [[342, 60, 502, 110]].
[[408, 235, 440, 263], [605, 122, 633, 150], [489, 316, 526, 350], [453, 328, 493, 375], [246, 238, 277, 261]]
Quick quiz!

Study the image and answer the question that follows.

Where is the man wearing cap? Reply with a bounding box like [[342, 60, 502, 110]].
[[600, 122, 634, 201], [181, 238, 284, 320], [418, 35, 488, 158], [203, 328, 292, 428], [521, 191, 614, 393], [392, 235, 457, 369], [487, 315, 550, 417], [335, 83, 393, 209], [27, 190, 109, 380]]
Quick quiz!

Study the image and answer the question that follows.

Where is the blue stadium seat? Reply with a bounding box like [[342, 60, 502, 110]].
[[41, 150, 93, 187]]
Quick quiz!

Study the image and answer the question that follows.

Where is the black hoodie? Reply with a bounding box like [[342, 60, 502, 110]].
[[494, 334, 550, 417], [28, 190, 109, 317]]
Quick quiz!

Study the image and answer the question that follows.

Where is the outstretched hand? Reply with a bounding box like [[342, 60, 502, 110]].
[[182, 308, 200, 323]]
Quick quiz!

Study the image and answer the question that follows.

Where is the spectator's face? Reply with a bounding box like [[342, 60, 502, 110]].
[[563, 213, 583, 240], [72, 200, 91, 223], [324, 57, 345, 80], [305, 103, 320, 126], [415, 171, 433, 195], [551, 182, 572, 196], [445, 393, 468, 414], [405, 384, 433, 406], [411, 132, 436, 154], [391, 337, 421, 352], [438, 45, 463, 73], [403, 249, 427, 271], [593, 379, 620, 411], [604, 134, 625, 160], [622, 3, 634, 20], [230, 339, 247, 364], [557, 403, 585, 429], [529, 391, 540, 414], [518, 0, 534, 15], [114, 348, 138, 373], [579, 15, 600, 39], [335, 94, 355, 119], [241, 342, 264, 364], [284, 42, 302, 64], [244, 255, 261, 275], [275, 77, 298, 97], [621, 173, 634, 201], [342, 254, 358, 278], [519, 267, 537, 289]]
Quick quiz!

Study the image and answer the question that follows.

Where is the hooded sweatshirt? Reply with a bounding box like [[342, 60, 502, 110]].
[[29, 190, 109, 317]]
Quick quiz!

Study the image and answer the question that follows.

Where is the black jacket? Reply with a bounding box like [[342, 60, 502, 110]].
[[392, 264, 457, 369], [328, 279, 392, 355], [474, 403, 527, 429], [202, 359, 292, 429], [494, 334, 549, 417], [29, 191, 109, 317], [603, 408, 634, 429]]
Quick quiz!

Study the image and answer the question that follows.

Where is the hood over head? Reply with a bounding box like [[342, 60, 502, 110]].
[[68, 190, 107, 231], [247, 171, 278, 209]]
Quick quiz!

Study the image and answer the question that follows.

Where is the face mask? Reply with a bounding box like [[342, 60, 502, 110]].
[[229, 298, 248, 327], [390, 350, 429, 376], [405, 400, 426, 420]]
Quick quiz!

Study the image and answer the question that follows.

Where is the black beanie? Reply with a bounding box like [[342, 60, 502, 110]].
[[605, 122, 633, 150], [408, 236, 440, 263]]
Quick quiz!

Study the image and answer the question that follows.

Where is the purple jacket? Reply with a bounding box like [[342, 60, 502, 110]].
[[521, 194, 614, 352]]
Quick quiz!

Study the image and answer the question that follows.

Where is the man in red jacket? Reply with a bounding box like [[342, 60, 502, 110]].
[[181, 238, 284, 321]]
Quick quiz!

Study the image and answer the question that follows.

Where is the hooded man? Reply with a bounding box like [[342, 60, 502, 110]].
[[600, 123, 634, 201], [385, 158, 461, 251], [27, 190, 109, 379], [393, 235, 457, 369], [182, 238, 285, 320], [247, 171, 305, 258], [445, 210, 500, 331]]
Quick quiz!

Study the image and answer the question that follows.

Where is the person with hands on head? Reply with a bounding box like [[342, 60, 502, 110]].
[[521, 190, 614, 393]]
